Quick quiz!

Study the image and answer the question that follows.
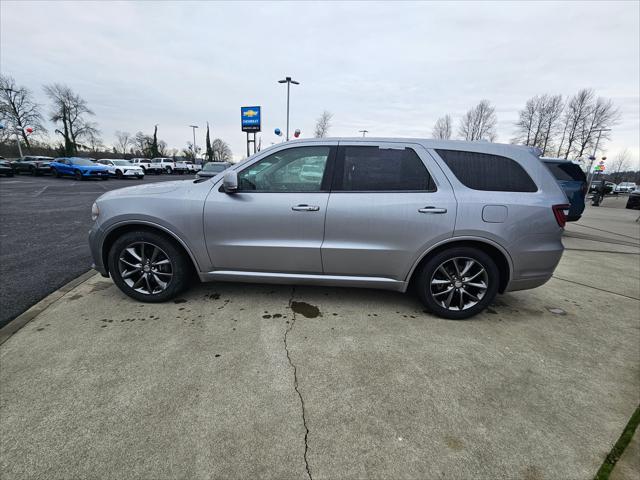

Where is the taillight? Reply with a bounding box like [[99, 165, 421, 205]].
[[552, 204, 570, 228]]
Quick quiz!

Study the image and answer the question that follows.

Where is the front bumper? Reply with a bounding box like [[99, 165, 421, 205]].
[[89, 225, 109, 277], [83, 170, 110, 177]]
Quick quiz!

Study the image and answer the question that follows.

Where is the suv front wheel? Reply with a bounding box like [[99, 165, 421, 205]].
[[416, 247, 499, 320], [108, 230, 191, 302], [165, 166, 173, 174]]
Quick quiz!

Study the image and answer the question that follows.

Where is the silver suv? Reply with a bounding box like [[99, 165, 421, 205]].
[[89, 139, 568, 319]]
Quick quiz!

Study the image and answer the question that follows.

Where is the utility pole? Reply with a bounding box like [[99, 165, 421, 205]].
[[189, 125, 199, 161], [278, 76, 300, 141], [585, 128, 611, 197], [359, 129, 369, 137]]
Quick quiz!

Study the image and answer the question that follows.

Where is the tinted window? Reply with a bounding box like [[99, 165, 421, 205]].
[[335, 146, 434, 191], [238, 146, 331, 192], [543, 161, 586, 182], [203, 163, 229, 173], [436, 149, 537, 192]]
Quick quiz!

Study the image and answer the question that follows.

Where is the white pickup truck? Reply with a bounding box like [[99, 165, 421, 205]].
[[131, 158, 163, 174], [151, 158, 189, 174], [184, 161, 203, 173]]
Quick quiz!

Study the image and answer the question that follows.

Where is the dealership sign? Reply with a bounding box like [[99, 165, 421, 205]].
[[241, 106, 261, 132]]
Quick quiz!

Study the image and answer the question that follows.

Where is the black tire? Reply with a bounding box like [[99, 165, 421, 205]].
[[108, 230, 191, 303], [74, 170, 83, 181], [13, 168, 19, 175], [136, 175, 143, 180], [115, 170, 123, 179], [51, 168, 60, 178], [416, 247, 499, 320], [165, 166, 173, 175], [101, 176, 109, 181], [6, 171, 14, 177]]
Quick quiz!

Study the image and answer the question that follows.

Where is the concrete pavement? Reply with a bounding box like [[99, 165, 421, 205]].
[[1, 203, 638, 479]]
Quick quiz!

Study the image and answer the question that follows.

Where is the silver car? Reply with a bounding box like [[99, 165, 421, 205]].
[[89, 138, 569, 319]]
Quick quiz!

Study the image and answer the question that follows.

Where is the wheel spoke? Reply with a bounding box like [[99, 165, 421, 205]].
[[122, 268, 139, 279], [434, 286, 454, 297], [432, 278, 451, 285], [132, 274, 145, 289], [125, 247, 141, 262], [465, 281, 487, 289], [461, 289, 479, 302], [458, 289, 464, 310], [438, 266, 452, 281], [153, 271, 172, 277], [460, 260, 474, 276], [466, 269, 485, 282], [144, 274, 152, 293], [444, 288, 455, 308], [152, 259, 170, 266], [150, 246, 159, 264], [152, 273, 167, 289], [452, 259, 461, 276], [120, 258, 140, 269]]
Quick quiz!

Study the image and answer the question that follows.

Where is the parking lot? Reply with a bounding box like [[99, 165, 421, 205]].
[[0, 182, 638, 479], [0, 174, 187, 328]]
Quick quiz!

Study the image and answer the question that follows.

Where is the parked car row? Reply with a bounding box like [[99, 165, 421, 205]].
[[0, 156, 206, 180]]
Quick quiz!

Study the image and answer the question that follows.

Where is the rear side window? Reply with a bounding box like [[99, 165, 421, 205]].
[[334, 146, 435, 191], [436, 149, 537, 192], [544, 161, 587, 182]]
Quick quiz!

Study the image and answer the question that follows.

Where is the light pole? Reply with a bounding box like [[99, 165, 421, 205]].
[[278, 76, 299, 141], [585, 128, 611, 197], [359, 129, 369, 137], [189, 125, 199, 161]]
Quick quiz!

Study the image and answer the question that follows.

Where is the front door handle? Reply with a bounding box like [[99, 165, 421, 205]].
[[292, 204, 320, 212], [418, 206, 447, 214]]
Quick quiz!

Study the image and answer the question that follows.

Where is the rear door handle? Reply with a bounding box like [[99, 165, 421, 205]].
[[292, 204, 320, 212], [418, 206, 447, 214]]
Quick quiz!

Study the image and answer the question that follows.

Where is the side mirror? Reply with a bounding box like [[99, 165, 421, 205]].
[[223, 170, 238, 193]]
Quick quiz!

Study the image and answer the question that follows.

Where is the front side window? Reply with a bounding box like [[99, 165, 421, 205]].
[[238, 146, 331, 192], [334, 146, 434, 191], [436, 149, 537, 192]]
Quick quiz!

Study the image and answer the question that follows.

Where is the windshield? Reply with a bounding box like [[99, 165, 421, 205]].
[[203, 163, 228, 173], [113, 160, 132, 166], [71, 158, 96, 166]]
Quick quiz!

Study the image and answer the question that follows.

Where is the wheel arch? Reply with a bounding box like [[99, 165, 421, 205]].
[[407, 237, 513, 293], [101, 222, 201, 276]]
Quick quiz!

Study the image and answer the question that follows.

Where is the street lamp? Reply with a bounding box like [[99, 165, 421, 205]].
[[189, 125, 199, 161], [278, 76, 300, 141]]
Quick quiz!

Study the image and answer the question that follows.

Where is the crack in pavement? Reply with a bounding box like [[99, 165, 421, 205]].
[[284, 286, 312, 480]]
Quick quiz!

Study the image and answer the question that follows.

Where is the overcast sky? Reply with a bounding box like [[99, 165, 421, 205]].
[[1, 1, 638, 166]]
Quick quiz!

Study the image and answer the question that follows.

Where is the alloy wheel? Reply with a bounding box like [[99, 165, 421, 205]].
[[430, 257, 488, 311], [118, 241, 173, 295]]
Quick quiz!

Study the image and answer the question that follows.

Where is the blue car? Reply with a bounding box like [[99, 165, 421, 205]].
[[50, 157, 110, 180], [541, 158, 587, 221]]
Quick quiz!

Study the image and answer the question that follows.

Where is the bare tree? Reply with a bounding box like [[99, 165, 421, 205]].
[[0, 75, 47, 150], [513, 94, 564, 155], [44, 83, 99, 155], [131, 131, 152, 157], [432, 115, 452, 140], [314, 111, 333, 138], [211, 138, 232, 162], [555, 89, 619, 160], [555, 89, 593, 159], [458, 100, 497, 141], [114, 131, 131, 156], [609, 149, 631, 184]]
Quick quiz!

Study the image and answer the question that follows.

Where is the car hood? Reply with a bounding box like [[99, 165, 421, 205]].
[[98, 180, 188, 200], [75, 164, 108, 171]]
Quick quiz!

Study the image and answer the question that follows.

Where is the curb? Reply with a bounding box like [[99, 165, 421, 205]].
[[0, 270, 99, 346]]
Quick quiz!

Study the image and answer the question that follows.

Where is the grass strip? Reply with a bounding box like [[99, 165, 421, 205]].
[[594, 404, 640, 480]]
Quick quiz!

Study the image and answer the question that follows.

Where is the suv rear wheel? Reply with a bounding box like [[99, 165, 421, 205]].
[[416, 247, 499, 320], [165, 166, 173, 174], [108, 230, 191, 302]]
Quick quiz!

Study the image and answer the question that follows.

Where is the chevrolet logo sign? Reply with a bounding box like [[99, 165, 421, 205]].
[[243, 109, 259, 118]]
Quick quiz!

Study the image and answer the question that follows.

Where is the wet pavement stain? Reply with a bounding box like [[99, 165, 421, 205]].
[[67, 294, 83, 301], [291, 301, 321, 318], [486, 308, 498, 315], [174, 298, 187, 304], [445, 436, 464, 451], [207, 293, 221, 300], [90, 282, 112, 292], [263, 314, 272, 319]]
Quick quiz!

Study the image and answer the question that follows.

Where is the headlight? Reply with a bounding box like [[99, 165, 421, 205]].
[[91, 202, 100, 221]]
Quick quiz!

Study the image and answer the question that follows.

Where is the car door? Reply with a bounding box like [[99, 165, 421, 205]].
[[58, 159, 70, 174], [321, 141, 457, 280], [204, 143, 336, 273]]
